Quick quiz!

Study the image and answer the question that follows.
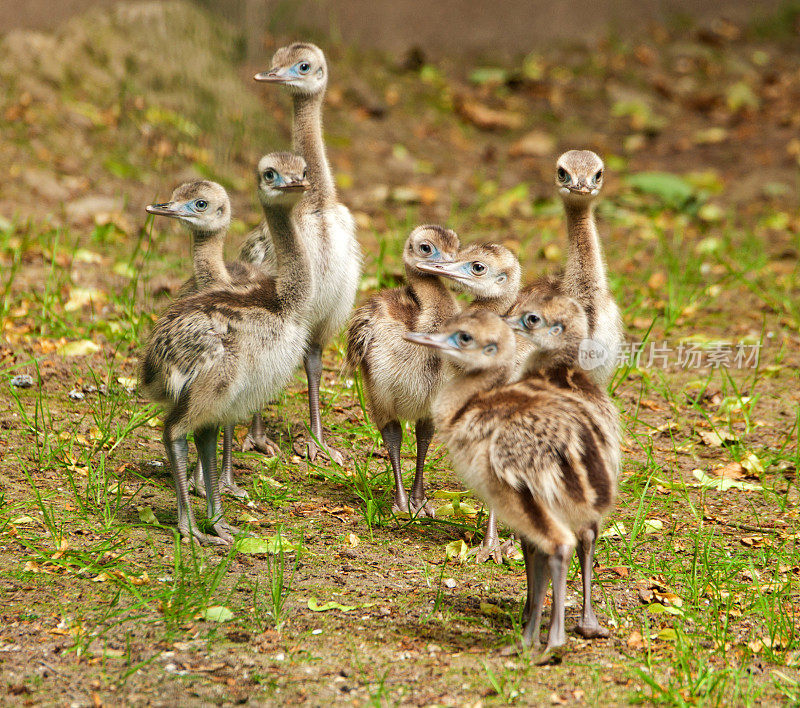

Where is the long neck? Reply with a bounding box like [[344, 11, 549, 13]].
[[469, 289, 518, 317], [192, 231, 231, 290], [435, 365, 512, 432], [563, 201, 607, 330], [293, 92, 336, 207], [262, 206, 311, 310], [406, 268, 459, 318]]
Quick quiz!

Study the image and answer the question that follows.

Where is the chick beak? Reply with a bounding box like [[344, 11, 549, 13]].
[[276, 178, 310, 193], [415, 260, 465, 280], [568, 182, 592, 195], [502, 315, 526, 333], [403, 331, 455, 351], [145, 202, 181, 218], [254, 68, 290, 83]]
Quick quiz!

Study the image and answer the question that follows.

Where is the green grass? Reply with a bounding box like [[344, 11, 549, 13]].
[[3, 6, 800, 703]]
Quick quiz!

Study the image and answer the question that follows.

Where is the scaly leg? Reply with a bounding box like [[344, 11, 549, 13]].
[[470, 509, 503, 564], [296, 343, 344, 465], [575, 523, 609, 639], [219, 425, 249, 499], [189, 426, 248, 499], [521, 543, 549, 649], [194, 425, 239, 544], [381, 421, 409, 516], [408, 418, 435, 518], [242, 413, 280, 457], [538, 544, 572, 662], [163, 427, 223, 546]]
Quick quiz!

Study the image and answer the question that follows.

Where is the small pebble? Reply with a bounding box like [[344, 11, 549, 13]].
[[68, 389, 85, 401], [148, 460, 164, 468], [443, 578, 457, 588], [312, 629, 322, 635], [10, 375, 34, 389]]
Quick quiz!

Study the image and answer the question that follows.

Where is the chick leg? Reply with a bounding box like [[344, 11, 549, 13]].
[[521, 543, 549, 649], [408, 418, 436, 518], [470, 509, 503, 564], [539, 544, 572, 660], [163, 427, 223, 546], [194, 425, 239, 544], [381, 421, 410, 515], [298, 343, 344, 466], [219, 425, 249, 499], [189, 426, 247, 499], [575, 523, 609, 639], [242, 413, 281, 457]]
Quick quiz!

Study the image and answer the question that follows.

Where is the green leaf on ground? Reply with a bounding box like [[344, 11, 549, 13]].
[[138, 506, 158, 525], [201, 606, 234, 622], [692, 469, 762, 492], [307, 597, 357, 612]]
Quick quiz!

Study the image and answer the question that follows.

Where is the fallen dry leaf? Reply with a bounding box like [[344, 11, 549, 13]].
[[455, 96, 524, 131], [509, 129, 555, 157], [627, 630, 645, 650], [698, 429, 738, 447], [710, 461, 747, 480]]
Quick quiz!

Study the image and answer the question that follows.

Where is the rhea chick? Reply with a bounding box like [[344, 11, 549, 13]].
[[139, 154, 312, 544], [417, 241, 522, 562], [146, 180, 237, 293], [516, 150, 623, 385], [181, 156, 315, 500], [405, 298, 619, 660], [148, 179, 255, 500], [346, 225, 461, 517], [243, 42, 361, 465]]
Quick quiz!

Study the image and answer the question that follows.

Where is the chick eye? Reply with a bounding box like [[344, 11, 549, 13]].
[[523, 313, 541, 329], [194, 199, 208, 211], [557, 166, 570, 184], [302, 169, 307, 179], [483, 343, 498, 356], [549, 324, 564, 335], [419, 242, 432, 255], [471, 262, 486, 275], [456, 331, 473, 347], [263, 169, 276, 181], [593, 169, 603, 184], [298, 61, 311, 74]]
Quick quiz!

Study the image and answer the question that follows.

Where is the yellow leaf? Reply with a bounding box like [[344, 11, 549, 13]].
[[58, 340, 100, 357], [64, 286, 106, 312], [445, 539, 469, 561], [117, 376, 137, 392], [112, 262, 136, 279]]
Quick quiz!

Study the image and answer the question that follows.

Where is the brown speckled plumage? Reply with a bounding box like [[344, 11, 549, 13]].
[[408, 295, 619, 657], [138, 154, 312, 545]]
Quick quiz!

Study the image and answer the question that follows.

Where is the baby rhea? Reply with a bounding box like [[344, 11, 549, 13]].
[[404, 295, 619, 660]]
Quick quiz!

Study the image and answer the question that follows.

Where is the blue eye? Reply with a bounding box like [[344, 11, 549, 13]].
[[549, 324, 564, 336], [470, 262, 487, 276], [449, 331, 473, 348], [297, 61, 311, 74], [557, 167, 570, 184], [194, 199, 208, 211], [263, 169, 277, 181]]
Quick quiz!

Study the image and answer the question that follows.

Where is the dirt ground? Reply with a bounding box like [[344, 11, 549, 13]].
[[1, 2, 800, 706]]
